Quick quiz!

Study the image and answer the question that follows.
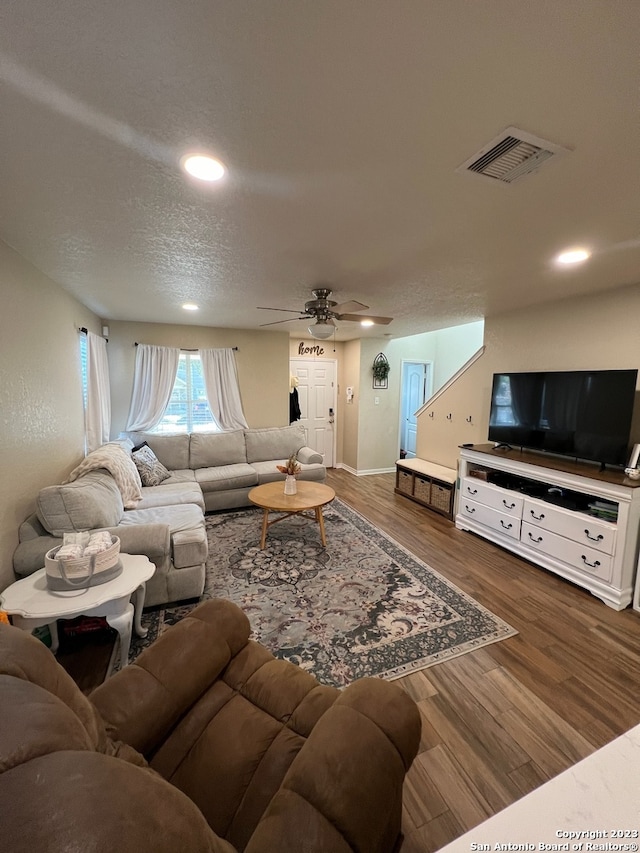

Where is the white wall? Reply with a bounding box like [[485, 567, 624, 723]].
[[417, 284, 640, 469], [354, 322, 485, 473], [431, 321, 484, 391], [0, 241, 101, 591]]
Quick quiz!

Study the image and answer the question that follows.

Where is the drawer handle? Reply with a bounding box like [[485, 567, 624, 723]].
[[464, 505, 476, 514], [500, 520, 513, 530], [581, 555, 601, 569], [584, 530, 604, 543], [530, 510, 545, 521], [528, 532, 543, 543], [502, 499, 516, 509], [467, 486, 478, 495]]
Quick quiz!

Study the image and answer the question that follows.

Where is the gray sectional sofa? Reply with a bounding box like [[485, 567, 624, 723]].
[[125, 424, 326, 512], [12, 425, 326, 607]]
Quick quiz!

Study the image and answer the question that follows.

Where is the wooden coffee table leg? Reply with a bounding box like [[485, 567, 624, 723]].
[[260, 508, 270, 549], [316, 506, 327, 547]]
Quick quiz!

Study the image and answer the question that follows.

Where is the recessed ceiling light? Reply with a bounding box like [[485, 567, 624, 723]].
[[180, 154, 225, 182], [360, 319, 374, 327], [555, 247, 591, 265], [182, 303, 199, 311]]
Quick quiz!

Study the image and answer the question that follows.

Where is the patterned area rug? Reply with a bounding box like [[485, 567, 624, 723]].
[[121, 499, 517, 687]]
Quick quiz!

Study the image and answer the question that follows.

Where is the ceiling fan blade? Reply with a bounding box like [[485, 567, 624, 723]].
[[259, 316, 308, 327], [332, 300, 369, 314], [257, 306, 308, 314], [336, 313, 393, 325]]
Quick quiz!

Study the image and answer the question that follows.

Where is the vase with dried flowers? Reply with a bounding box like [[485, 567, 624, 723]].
[[277, 453, 301, 495]]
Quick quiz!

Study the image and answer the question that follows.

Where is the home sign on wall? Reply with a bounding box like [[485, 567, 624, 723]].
[[297, 342, 325, 356]]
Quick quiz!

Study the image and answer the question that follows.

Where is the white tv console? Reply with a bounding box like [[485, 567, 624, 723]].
[[456, 444, 640, 610]]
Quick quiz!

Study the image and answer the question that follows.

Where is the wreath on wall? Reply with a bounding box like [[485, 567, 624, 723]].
[[372, 353, 390, 388]]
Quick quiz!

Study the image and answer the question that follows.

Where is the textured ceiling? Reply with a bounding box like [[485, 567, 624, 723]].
[[1, 1, 639, 341]]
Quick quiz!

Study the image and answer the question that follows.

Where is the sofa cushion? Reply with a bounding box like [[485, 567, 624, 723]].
[[189, 431, 247, 469], [195, 463, 258, 493], [120, 505, 207, 569], [136, 482, 205, 512], [37, 472, 124, 536], [161, 469, 197, 484], [125, 433, 190, 471], [132, 444, 171, 487], [171, 525, 208, 570], [244, 425, 307, 464]]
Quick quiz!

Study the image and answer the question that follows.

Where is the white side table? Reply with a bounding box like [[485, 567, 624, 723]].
[[0, 554, 155, 671]]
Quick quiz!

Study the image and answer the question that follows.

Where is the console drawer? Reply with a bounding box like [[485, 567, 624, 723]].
[[523, 499, 616, 555], [459, 498, 521, 540], [460, 478, 523, 517], [521, 522, 612, 582]]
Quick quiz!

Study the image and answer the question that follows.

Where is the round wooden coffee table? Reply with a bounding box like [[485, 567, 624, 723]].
[[248, 481, 336, 549]]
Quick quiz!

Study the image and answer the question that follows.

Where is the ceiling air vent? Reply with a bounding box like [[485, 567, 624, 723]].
[[457, 126, 571, 185]]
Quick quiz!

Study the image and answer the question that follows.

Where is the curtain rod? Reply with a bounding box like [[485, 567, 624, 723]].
[[134, 343, 238, 351], [78, 327, 109, 342]]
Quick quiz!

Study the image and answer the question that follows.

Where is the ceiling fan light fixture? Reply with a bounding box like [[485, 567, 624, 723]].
[[308, 321, 334, 340]]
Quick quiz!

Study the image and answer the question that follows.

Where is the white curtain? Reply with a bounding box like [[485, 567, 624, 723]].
[[200, 348, 248, 430], [126, 344, 180, 432], [85, 331, 111, 453]]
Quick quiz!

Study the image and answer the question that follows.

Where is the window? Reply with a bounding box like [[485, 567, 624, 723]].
[[151, 353, 219, 434], [79, 332, 89, 453], [79, 332, 88, 410]]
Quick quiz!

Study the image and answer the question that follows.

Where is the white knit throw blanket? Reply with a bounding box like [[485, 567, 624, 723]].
[[65, 443, 143, 509]]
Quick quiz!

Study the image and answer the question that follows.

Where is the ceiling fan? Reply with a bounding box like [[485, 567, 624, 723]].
[[257, 288, 393, 339]]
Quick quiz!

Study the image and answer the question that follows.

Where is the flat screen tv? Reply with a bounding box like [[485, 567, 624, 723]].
[[488, 370, 638, 467]]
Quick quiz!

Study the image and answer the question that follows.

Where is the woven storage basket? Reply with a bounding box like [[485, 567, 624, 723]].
[[397, 469, 413, 495], [413, 475, 431, 503], [45, 536, 122, 591], [430, 482, 453, 514]]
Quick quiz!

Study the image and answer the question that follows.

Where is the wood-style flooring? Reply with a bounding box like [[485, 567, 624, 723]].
[[326, 470, 640, 852], [58, 468, 640, 851]]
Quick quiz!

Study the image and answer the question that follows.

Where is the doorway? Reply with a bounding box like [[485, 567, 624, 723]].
[[399, 360, 432, 459], [290, 358, 337, 468]]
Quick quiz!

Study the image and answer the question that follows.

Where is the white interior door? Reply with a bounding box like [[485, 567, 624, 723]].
[[290, 358, 336, 468], [400, 361, 432, 458]]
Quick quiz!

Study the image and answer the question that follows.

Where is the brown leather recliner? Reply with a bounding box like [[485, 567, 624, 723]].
[[0, 599, 421, 852]]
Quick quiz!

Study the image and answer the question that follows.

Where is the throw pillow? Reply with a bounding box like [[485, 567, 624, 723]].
[[131, 443, 171, 487]]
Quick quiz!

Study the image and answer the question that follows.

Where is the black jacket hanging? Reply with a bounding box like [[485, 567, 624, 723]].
[[289, 387, 301, 423]]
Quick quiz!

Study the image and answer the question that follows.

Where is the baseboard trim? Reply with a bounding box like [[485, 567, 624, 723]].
[[336, 462, 358, 475], [335, 463, 396, 477]]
